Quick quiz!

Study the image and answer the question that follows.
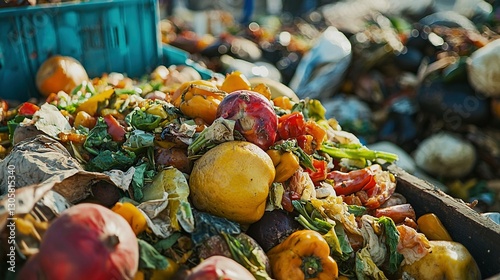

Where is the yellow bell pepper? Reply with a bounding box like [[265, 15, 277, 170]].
[[417, 213, 453, 241], [134, 258, 178, 280], [220, 70, 252, 93], [146, 103, 169, 119], [173, 80, 226, 125], [133, 270, 145, 280], [252, 83, 272, 100], [150, 258, 179, 280], [75, 88, 114, 116], [111, 202, 148, 235], [267, 230, 339, 280], [266, 149, 301, 183], [273, 96, 294, 110]]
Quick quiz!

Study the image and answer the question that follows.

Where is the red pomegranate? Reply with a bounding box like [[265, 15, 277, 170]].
[[19, 203, 139, 280]]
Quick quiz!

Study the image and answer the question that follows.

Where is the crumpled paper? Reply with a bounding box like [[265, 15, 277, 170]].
[[0, 135, 130, 229]]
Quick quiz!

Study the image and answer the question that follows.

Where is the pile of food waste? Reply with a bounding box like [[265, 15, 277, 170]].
[[0, 59, 486, 279]]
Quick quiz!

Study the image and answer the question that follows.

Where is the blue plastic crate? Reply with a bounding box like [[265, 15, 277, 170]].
[[0, 0, 162, 102]]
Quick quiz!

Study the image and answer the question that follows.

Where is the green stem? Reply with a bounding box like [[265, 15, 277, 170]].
[[187, 130, 210, 158], [86, 146, 100, 156], [115, 88, 139, 95], [296, 215, 320, 232], [292, 200, 332, 234], [294, 146, 316, 171], [320, 143, 398, 163], [269, 139, 315, 170], [301, 255, 323, 279], [70, 83, 84, 96], [222, 233, 273, 280], [313, 218, 334, 233]]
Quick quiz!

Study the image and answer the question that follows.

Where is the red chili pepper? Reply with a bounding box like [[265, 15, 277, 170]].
[[18, 102, 40, 116], [277, 112, 306, 140], [327, 165, 381, 196], [103, 114, 126, 142], [305, 158, 328, 183]]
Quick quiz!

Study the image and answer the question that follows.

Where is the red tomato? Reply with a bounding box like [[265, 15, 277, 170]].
[[18, 102, 40, 116], [277, 112, 306, 140], [103, 114, 126, 142], [305, 158, 328, 183]]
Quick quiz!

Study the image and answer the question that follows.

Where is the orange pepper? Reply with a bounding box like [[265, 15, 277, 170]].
[[75, 88, 114, 116]]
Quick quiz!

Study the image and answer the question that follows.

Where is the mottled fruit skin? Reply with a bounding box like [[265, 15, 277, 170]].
[[216, 90, 278, 150], [189, 141, 275, 225]]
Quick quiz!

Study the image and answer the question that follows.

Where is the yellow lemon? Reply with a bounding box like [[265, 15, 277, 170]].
[[189, 141, 275, 225]]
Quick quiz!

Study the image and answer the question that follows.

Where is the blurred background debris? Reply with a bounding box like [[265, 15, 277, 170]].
[[155, 0, 500, 212]]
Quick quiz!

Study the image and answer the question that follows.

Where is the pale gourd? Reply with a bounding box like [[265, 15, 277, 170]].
[[467, 39, 500, 97], [400, 240, 481, 280]]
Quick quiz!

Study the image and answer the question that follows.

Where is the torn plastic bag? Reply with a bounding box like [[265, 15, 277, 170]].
[[289, 26, 352, 100]]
